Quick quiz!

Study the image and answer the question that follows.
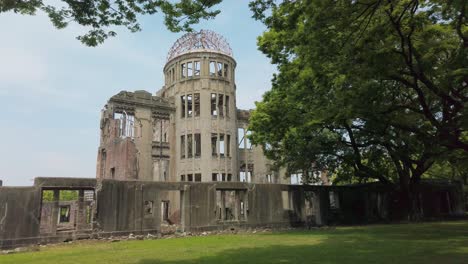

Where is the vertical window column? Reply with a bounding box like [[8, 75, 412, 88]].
[[187, 94, 193, 117], [187, 134, 193, 158], [194, 93, 200, 117], [211, 133, 218, 157], [180, 135, 185, 159], [211, 93, 217, 116], [181, 95, 186, 118]]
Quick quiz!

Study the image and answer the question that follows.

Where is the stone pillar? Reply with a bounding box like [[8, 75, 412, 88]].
[[51, 190, 60, 235], [77, 189, 84, 230]]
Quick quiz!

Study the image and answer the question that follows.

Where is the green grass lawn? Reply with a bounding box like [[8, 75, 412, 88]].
[[1, 221, 467, 264]]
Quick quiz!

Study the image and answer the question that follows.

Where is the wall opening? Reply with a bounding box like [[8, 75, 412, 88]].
[[194, 61, 200, 76], [194, 93, 200, 117], [187, 94, 193, 117], [211, 133, 218, 157], [161, 201, 170, 222], [194, 133, 201, 158], [187, 134, 193, 158], [209, 61, 216, 76], [180, 135, 185, 159], [144, 200, 154, 216], [211, 93, 217, 116]]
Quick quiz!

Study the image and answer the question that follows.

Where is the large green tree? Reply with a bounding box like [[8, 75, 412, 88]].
[[248, 0, 467, 218], [0, 0, 222, 46]]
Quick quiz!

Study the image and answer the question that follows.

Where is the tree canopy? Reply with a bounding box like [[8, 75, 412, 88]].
[[248, 0, 467, 211], [0, 0, 222, 46]]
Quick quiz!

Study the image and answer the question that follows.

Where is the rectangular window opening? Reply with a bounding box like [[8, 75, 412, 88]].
[[218, 94, 224, 117], [188, 174, 193, 182], [238, 128, 245, 149], [161, 201, 169, 221], [194, 61, 200, 76], [59, 205, 71, 223], [225, 95, 230, 117], [217, 62, 223, 77], [195, 133, 201, 158], [114, 112, 135, 138], [195, 173, 202, 182], [181, 63, 186, 78], [194, 93, 200, 117], [209, 61, 216, 76], [187, 94, 193, 117], [219, 134, 225, 157], [181, 95, 186, 118], [144, 200, 154, 215], [187, 134, 193, 158], [181, 135, 185, 159], [224, 63, 228, 78], [212, 173, 218, 182], [226, 135, 231, 157], [211, 93, 217, 116], [211, 133, 218, 157], [246, 130, 252, 149], [181, 174, 186, 181], [187, 62, 193, 77]]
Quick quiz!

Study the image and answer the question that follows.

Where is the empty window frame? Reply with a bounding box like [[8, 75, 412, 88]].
[[266, 174, 272, 183], [195, 173, 202, 182], [59, 205, 71, 223], [219, 134, 225, 157], [181, 135, 185, 159], [181, 95, 186, 118], [110, 167, 115, 179], [161, 201, 169, 221], [290, 172, 303, 185], [224, 63, 229, 78], [144, 200, 154, 215], [217, 62, 223, 77], [194, 93, 200, 117], [238, 128, 245, 149], [226, 135, 231, 157], [212, 173, 218, 182], [211, 133, 218, 157], [227, 174, 232, 182], [211, 93, 217, 116], [246, 130, 252, 149], [194, 133, 201, 157], [187, 134, 193, 158], [114, 112, 135, 138], [187, 94, 193, 117], [240, 164, 254, 182], [188, 174, 193, 182], [187, 62, 193, 77], [218, 94, 224, 117], [225, 95, 230, 117], [181, 63, 186, 78], [194, 61, 201, 76], [181, 174, 186, 181], [209, 61, 216, 76]]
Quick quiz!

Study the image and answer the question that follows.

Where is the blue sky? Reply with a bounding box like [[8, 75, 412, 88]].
[[0, 1, 276, 186]]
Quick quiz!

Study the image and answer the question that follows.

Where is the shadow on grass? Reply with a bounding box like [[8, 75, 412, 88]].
[[137, 222, 468, 264]]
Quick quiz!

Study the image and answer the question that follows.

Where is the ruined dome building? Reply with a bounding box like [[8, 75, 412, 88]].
[[0, 31, 463, 250], [96, 30, 281, 185]]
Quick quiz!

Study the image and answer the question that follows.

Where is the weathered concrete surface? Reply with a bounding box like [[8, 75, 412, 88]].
[[0, 178, 465, 249], [0, 187, 41, 249]]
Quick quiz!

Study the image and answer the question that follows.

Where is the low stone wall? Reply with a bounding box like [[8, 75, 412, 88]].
[[0, 178, 465, 249]]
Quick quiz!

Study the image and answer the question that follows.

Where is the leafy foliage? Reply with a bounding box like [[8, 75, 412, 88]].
[[248, 0, 467, 196], [0, 0, 222, 46]]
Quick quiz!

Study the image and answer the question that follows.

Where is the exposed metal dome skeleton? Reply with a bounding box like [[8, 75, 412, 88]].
[[167, 30, 233, 61]]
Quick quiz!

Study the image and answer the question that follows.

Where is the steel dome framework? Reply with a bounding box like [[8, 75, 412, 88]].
[[167, 30, 233, 61]]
